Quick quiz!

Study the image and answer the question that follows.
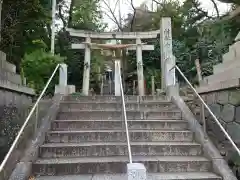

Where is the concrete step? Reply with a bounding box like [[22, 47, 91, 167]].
[[32, 156, 211, 175], [62, 95, 167, 103], [51, 119, 188, 131], [46, 130, 193, 143], [59, 101, 178, 111], [56, 110, 182, 120], [35, 172, 222, 180], [39, 142, 202, 158]]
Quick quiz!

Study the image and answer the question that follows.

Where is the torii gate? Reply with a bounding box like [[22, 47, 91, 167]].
[[66, 17, 175, 96], [79, 42, 151, 96]]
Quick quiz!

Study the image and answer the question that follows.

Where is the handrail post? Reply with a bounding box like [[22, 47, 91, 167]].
[[151, 76, 155, 96], [34, 104, 39, 134], [59, 64, 67, 86], [100, 75, 103, 95], [109, 74, 112, 95], [201, 103, 207, 138]]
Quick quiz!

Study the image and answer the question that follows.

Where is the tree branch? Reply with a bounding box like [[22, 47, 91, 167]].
[[129, 0, 136, 32], [68, 0, 74, 28], [152, 0, 161, 5], [102, 11, 121, 30], [192, 0, 213, 19], [210, 0, 220, 17], [101, 0, 123, 31], [113, 0, 120, 14], [58, 4, 67, 29]]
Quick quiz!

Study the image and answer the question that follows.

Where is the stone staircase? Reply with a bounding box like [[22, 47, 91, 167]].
[[33, 95, 222, 180]]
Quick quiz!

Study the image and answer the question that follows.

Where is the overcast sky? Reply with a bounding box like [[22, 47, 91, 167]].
[[101, 0, 232, 30]]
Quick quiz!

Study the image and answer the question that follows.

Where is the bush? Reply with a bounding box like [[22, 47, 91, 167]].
[[21, 50, 65, 94]]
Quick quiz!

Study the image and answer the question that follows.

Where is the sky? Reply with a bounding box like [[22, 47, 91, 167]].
[[101, 0, 232, 30]]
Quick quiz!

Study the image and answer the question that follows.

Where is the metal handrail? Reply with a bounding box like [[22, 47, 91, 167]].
[[117, 63, 133, 163], [170, 65, 240, 155], [0, 64, 61, 172]]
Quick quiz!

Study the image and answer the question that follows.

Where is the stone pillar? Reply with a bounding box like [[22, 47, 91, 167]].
[[0, 0, 2, 41], [82, 37, 91, 96], [59, 63, 67, 86], [127, 163, 147, 180], [195, 59, 202, 82], [114, 59, 121, 96], [136, 38, 145, 96], [97, 66, 101, 82], [55, 64, 76, 95], [160, 17, 175, 90], [151, 76, 155, 96]]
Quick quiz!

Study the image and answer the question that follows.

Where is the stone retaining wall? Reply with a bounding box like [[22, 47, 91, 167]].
[[0, 89, 34, 162], [186, 88, 240, 176], [201, 88, 240, 151], [0, 51, 35, 163]]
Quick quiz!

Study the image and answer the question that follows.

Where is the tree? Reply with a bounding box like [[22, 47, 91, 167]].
[[124, 0, 240, 84], [55, 0, 106, 91], [1, 0, 52, 71], [21, 46, 64, 94]]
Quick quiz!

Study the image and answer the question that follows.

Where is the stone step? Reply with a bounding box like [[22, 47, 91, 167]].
[[32, 156, 211, 175], [213, 59, 240, 74], [204, 67, 240, 84], [39, 142, 202, 158], [59, 102, 178, 111], [51, 119, 188, 131], [56, 110, 182, 120], [146, 172, 221, 180], [35, 172, 222, 180], [46, 130, 193, 143], [62, 95, 167, 102]]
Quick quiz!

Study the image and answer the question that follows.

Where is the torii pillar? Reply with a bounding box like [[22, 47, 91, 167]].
[[114, 58, 121, 96], [136, 38, 145, 96], [82, 37, 91, 96]]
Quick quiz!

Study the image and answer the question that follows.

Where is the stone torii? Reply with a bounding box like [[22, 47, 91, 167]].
[[67, 31, 157, 96], [77, 41, 148, 96], [67, 17, 175, 97]]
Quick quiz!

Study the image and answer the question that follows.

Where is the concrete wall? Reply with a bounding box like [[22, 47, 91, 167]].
[[6, 95, 62, 180], [0, 88, 35, 168]]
